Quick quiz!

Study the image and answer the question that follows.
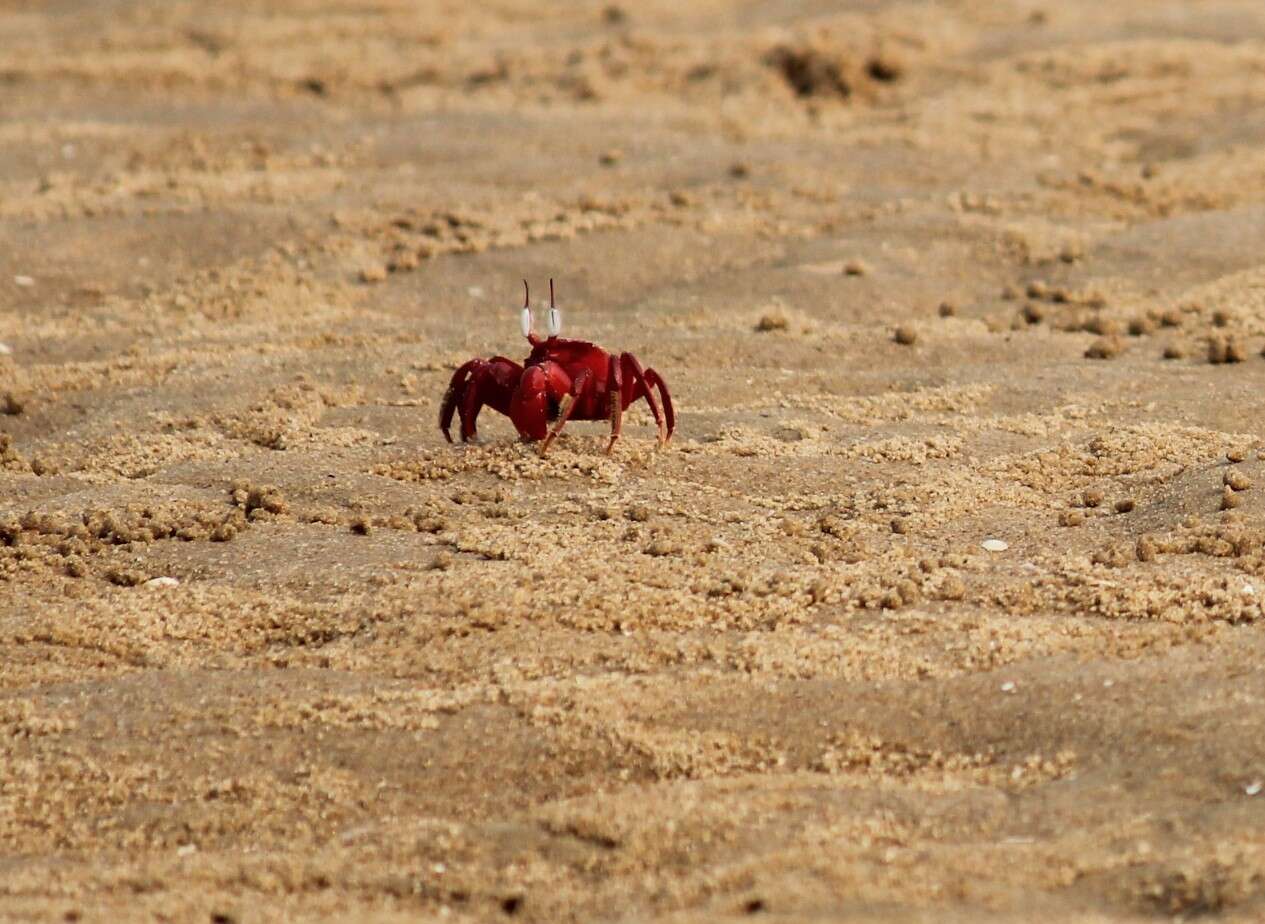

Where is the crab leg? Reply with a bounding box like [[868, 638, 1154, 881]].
[[441, 357, 522, 443], [440, 360, 480, 443], [619, 352, 667, 446], [458, 365, 492, 442], [606, 353, 623, 454], [540, 367, 592, 456], [461, 357, 523, 442], [642, 367, 675, 442]]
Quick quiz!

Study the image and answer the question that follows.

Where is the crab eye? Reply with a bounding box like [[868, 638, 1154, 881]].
[[547, 306, 562, 337], [520, 306, 533, 338]]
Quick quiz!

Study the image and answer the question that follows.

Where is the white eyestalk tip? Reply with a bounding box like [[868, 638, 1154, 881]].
[[547, 307, 562, 337], [520, 306, 533, 338]]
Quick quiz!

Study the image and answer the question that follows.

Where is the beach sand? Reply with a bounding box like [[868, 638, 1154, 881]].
[[4, 1, 1265, 920]]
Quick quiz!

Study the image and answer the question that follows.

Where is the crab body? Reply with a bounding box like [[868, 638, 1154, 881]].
[[440, 281, 674, 454]]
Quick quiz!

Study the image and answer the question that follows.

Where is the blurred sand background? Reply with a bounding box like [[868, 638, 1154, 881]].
[[5, 0, 1265, 920]]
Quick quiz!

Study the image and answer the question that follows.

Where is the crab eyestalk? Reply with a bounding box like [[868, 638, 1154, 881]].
[[546, 278, 562, 337], [520, 279, 533, 338]]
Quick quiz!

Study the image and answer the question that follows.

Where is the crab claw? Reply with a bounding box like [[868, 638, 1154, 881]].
[[510, 365, 551, 442]]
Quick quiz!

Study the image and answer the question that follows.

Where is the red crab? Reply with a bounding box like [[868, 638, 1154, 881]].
[[440, 280, 675, 454]]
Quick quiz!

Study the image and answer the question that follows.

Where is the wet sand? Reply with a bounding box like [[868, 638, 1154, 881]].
[[4, 1, 1265, 920]]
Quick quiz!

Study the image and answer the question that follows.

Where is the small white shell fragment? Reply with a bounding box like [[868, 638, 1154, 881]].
[[1000, 681, 1016, 693], [467, 286, 484, 298], [982, 538, 1009, 552], [176, 843, 197, 856], [1247, 780, 1262, 797], [1103, 679, 1114, 688], [1244, 584, 1256, 596], [0, 343, 11, 355], [13, 275, 34, 287], [144, 576, 180, 589]]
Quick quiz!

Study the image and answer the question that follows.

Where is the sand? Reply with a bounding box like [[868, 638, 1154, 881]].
[[4, 0, 1265, 920]]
